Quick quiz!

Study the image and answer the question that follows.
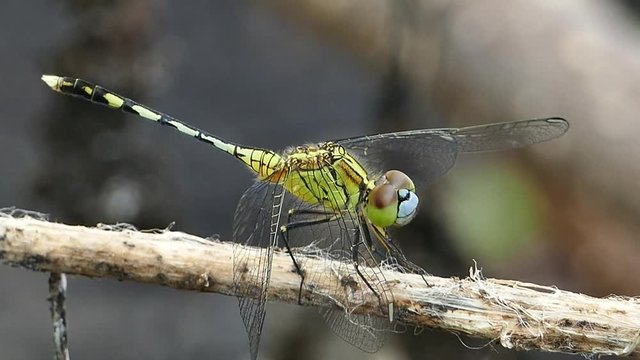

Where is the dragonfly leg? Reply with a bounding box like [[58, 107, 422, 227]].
[[350, 229, 383, 303], [286, 208, 335, 222], [279, 214, 337, 305], [370, 247, 390, 263], [359, 223, 388, 264], [384, 238, 431, 287]]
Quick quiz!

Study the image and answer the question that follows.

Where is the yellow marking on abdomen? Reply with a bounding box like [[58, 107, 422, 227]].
[[103, 93, 124, 108], [234, 147, 284, 180], [170, 120, 199, 137], [131, 104, 161, 121], [41, 74, 295, 189]]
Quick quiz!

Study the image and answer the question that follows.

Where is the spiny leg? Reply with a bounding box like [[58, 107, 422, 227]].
[[350, 228, 386, 309], [351, 229, 396, 322], [279, 213, 338, 305], [382, 235, 431, 287], [286, 208, 336, 221], [360, 218, 384, 262]]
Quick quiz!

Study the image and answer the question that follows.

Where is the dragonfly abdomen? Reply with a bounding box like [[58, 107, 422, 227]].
[[235, 147, 285, 181], [42, 75, 285, 179]]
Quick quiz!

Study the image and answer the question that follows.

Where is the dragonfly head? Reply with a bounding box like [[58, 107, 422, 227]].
[[366, 170, 419, 228]]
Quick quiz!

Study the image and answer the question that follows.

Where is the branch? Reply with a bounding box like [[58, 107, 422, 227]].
[[0, 214, 638, 357], [48, 272, 70, 360]]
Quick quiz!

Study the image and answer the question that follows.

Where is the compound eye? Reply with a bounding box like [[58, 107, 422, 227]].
[[366, 184, 398, 228], [370, 184, 395, 208], [395, 188, 419, 226], [384, 170, 415, 192]]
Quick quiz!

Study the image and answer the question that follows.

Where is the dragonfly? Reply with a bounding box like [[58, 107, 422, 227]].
[[41, 74, 569, 359]]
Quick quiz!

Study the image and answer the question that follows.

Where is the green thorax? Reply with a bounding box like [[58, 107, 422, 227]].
[[254, 142, 372, 211]]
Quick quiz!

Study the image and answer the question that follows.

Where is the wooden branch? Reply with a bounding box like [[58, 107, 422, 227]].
[[0, 215, 638, 357]]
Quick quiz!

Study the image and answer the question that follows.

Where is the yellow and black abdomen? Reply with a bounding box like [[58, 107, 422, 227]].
[[47, 77, 138, 113], [43, 75, 286, 181]]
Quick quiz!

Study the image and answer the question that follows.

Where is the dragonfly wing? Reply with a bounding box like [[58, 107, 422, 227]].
[[233, 177, 288, 360], [337, 117, 568, 186], [286, 210, 391, 352], [282, 169, 395, 352], [316, 226, 394, 354], [291, 216, 392, 352], [321, 309, 389, 353], [448, 117, 569, 152], [338, 131, 459, 187]]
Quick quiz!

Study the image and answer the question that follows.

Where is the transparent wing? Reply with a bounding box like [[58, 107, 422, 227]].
[[321, 307, 389, 353], [337, 131, 459, 187], [317, 242, 393, 354], [336, 117, 568, 185], [282, 167, 395, 353], [233, 170, 393, 354], [233, 176, 287, 360], [449, 117, 569, 152]]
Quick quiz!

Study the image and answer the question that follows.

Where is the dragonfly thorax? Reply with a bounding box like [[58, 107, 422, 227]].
[[285, 143, 335, 170], [281, 142, 369, 211]]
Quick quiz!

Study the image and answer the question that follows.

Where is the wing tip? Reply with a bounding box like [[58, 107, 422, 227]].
[[545, 117, 570, 133]]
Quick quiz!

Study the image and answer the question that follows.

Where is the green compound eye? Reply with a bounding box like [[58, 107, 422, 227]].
[[367, 184, 398, 227], [367, 170, 419, 227]]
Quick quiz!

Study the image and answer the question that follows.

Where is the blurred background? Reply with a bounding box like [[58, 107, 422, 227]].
[[0, 0, 638, 359]]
